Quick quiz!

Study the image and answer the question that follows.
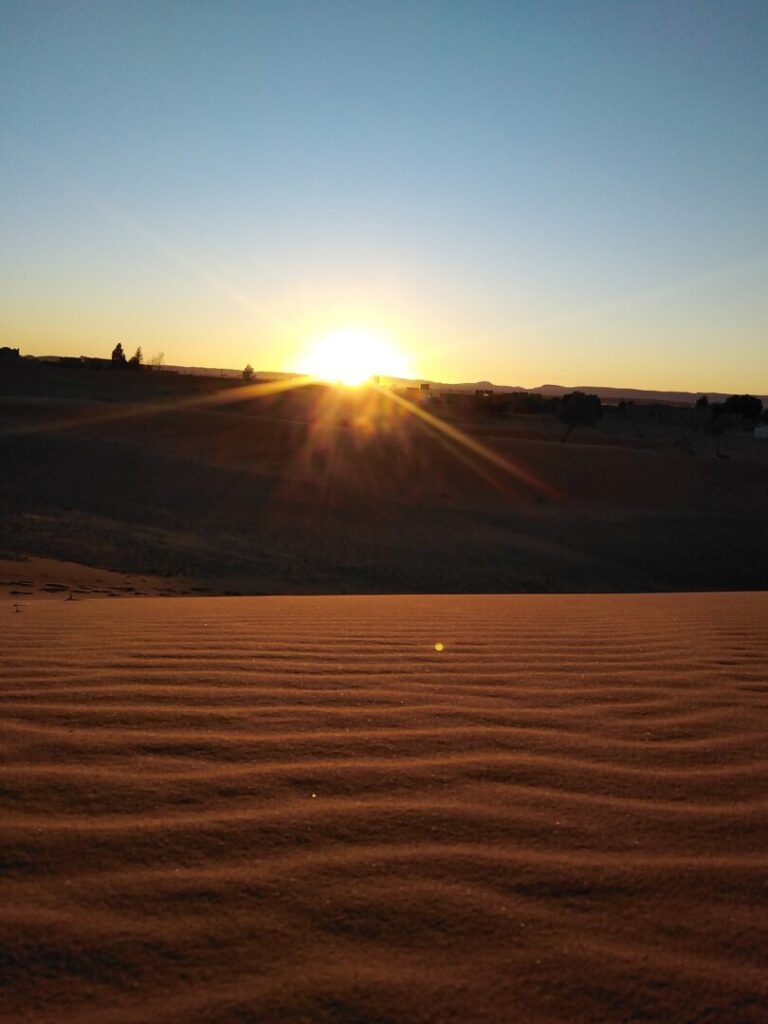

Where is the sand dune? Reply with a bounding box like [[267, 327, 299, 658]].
[[2, 593, 768, 1022], [3, 390, 768, 594], [0, 556, 197, 601]]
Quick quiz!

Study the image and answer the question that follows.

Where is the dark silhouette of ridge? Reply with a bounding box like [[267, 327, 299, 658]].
[[18, 355, 767, 405]]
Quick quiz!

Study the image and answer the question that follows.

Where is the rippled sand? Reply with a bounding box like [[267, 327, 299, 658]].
[[2, 594, 767, 1023]]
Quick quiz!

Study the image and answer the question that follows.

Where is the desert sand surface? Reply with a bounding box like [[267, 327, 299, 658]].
[[2, 592, 767, 1023], [0, 556, 198, 601]]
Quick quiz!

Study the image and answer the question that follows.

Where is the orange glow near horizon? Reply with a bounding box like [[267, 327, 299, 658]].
[[297, 328, 412, 387]]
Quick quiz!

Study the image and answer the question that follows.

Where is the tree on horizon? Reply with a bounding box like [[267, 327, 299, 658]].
[[722, 394, 762, 421], [111, 343, 127, 368], [705, 393, 763, 458], [557, 391, 602, 442]]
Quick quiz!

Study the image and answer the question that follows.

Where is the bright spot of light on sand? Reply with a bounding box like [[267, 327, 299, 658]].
[[299, 328, 410, 386], [434, 642, 445, 652]]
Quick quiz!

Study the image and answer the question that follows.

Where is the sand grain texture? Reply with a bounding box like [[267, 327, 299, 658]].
[[2, 594, 768, 1023]]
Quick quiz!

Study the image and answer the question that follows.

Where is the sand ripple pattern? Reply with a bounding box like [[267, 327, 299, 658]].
[[2, 593, 768, 1023]]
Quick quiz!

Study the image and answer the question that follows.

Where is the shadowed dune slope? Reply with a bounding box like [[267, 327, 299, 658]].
[[2, 392, 768, 592], [2, 593, 768, 1023]]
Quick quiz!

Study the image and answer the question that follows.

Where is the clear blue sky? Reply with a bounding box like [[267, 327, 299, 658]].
[[2, 0, 767, 390]]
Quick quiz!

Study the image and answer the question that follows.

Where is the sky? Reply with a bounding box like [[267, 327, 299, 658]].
[[2, 0, 767, 392]]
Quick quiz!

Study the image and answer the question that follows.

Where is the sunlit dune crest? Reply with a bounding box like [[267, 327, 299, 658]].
[[298, 328, 411, 386]]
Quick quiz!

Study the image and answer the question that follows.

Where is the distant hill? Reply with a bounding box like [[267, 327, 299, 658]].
[[532, 384, 765, 405], [426, 380, 768, 406], [162, 364, 238, 377], [24, 357, 766, 405], [164, 369, 768, 405]]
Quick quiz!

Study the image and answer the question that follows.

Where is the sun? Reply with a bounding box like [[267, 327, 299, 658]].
[[299, 328, 410, 386]]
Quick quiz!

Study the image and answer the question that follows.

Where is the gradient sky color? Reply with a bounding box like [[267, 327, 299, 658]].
[[2, 0, 767, 391]]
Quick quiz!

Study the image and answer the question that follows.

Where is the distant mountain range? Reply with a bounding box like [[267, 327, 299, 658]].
[[437, 382, 768, 405], [363, 377, 767, 406], [36, 358, 765, 406]]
